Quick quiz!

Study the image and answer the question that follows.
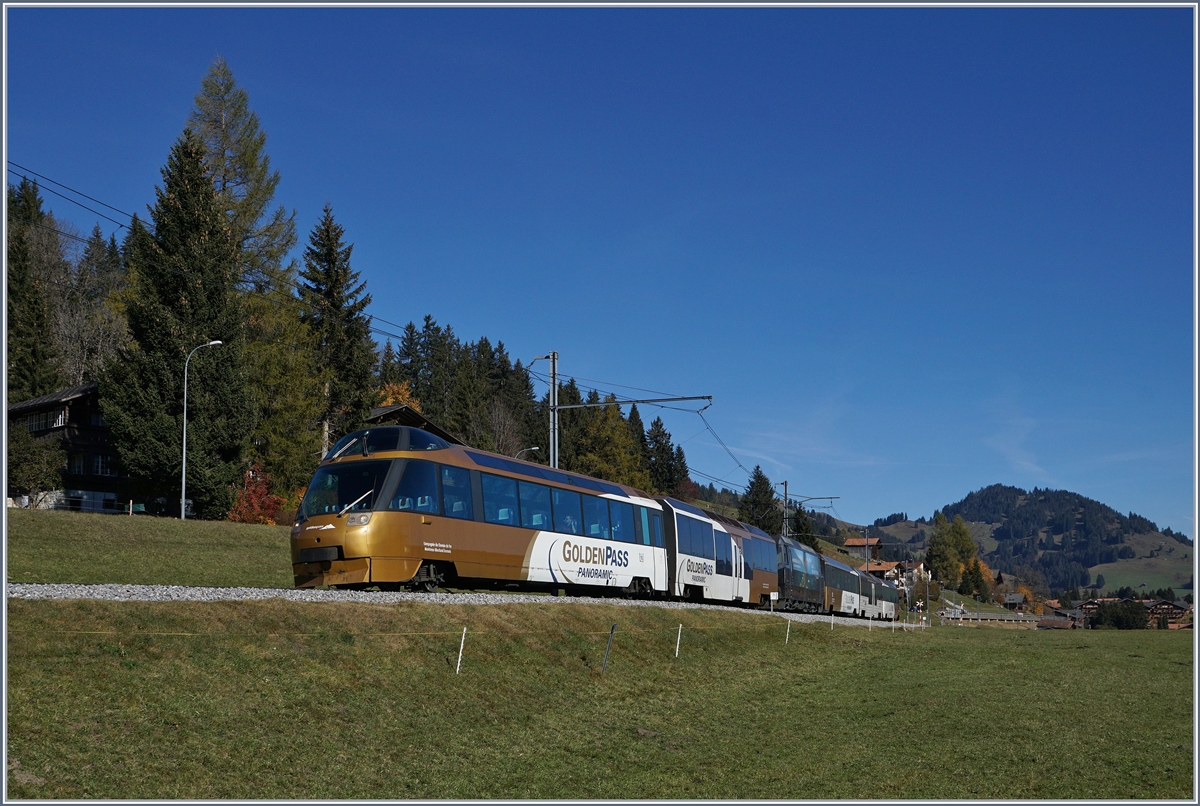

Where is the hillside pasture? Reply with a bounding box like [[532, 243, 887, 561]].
[[5, 508, 292, 588], [5, 598, 1193, 800]]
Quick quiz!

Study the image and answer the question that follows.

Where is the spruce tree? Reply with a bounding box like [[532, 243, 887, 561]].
[[6, 178, 62, 401], [627, 403, 650, 473], [738, 465, 782, 536], [299, 204, 378, 452], [645, 416, 678, 495], [789, 503, 818, 551], [99, 131, 251, 518], [243, 261, 324, 496]]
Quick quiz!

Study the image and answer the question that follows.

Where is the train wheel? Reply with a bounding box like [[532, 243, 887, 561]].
[[410, 561, 444, 592]]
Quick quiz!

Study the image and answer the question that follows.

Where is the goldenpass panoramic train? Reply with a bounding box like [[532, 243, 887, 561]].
[[290, 426, 898, 619]]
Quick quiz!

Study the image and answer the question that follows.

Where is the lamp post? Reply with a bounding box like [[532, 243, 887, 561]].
[[181, 340, 222, 520], [514, 447, 541, 460]]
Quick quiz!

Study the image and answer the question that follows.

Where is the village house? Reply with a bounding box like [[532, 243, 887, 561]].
[[7, 382, 133, 512], [844, 536, 881, 561]]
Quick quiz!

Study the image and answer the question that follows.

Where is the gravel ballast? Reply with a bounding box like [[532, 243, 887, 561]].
[[5, 582, 904, 628]]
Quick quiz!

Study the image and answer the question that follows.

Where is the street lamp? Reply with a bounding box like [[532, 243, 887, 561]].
[[181, 340, 222, 520], [514, 447, 541, 460]]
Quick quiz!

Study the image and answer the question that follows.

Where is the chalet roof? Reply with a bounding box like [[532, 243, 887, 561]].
[[844, 537, 881, 547], [865, 561, 900, 573], [1003, 593, 1027, 604], [364, 404, 464, 446], [7, 382, 98, 415]]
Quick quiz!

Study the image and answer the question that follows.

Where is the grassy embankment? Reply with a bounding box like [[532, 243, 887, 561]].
[[6, 508, 292, 588], [5, 509, 1194, 798]]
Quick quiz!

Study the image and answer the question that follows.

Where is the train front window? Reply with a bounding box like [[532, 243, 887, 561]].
[[324, 431, 364, 462], [300, 460, 392, 519], [408, 429, 449, 451]]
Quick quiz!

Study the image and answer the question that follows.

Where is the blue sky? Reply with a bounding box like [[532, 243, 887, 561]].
[[5, 7, 1195, 537]]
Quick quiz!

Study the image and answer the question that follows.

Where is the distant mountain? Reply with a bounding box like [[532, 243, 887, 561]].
[[934, 484, 1191, 592]]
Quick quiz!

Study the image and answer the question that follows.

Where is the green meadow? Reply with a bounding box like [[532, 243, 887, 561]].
[[5, 509, 1193, 798], [6, 599, 1192, 799]]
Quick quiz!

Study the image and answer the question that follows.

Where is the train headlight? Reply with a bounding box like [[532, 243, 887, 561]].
[[346, 512, 373, 527]]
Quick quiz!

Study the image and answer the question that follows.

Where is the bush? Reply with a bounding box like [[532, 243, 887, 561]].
[[228, 466, 285, 526]]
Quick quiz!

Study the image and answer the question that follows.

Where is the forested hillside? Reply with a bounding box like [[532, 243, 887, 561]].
[[937, 484, 1191, 591]]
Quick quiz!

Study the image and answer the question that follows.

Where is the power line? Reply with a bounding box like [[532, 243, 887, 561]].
[[7, 160, 139, 221], [11, 215, 410, 345], [7, 162, 425, 341], [7, 168, 130, 232]]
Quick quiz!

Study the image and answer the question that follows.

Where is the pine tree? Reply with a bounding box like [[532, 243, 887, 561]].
[[188, 57, 319, 498], [671, 445, 696, 499], [99, 131, 252, 518], [188, 56, 296, 285], [789, 503, 818, 551], [298, 205, 378, 452], [627, 403, 650, 474], [645, 416, 678, 495], [6, 178, 62, 401], [570, 396, 653, 490], [56, 225, 128, 386], [243, 261, 324, 497], [926, 512, 962, 587], [738, 465, 782, 535], [377, 340, 402, 387], [552, 379, 585, 471]]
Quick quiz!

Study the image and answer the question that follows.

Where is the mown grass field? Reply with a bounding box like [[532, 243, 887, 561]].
[[6, 599, 1193, 799], [5, 509, 1195, 798], [5, 508, 292, 588]]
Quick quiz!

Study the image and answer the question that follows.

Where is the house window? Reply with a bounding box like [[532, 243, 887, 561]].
[[20, 407, 68, 432], [93, 454, 116, 477], [68, 454, 85, 475], [90, 410, 106, 426]]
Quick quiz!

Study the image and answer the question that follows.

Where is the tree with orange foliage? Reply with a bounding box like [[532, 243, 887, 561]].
[[1017, 584, 1041, 614], [379, 380, 421, 411], [228, 465, 285, 526]]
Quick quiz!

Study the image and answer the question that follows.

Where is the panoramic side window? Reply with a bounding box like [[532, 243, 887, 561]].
[[650, 511, 663, 548], [609, 500, 635, 544], [715, 530, 732, 575], [389, 459, 439, 513], [519, 481, 553, 530], [552, 488, 582, 535], [481, 473, 518, 525], [582, 494, 611, 539], [693, 519, 715, 560], [805, 552, 822, 582], [675, 515, 693, 556], [440, 464, 472, 520]]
